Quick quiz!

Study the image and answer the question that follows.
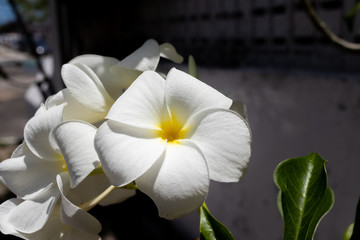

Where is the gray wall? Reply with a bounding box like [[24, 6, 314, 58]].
[[172, 65, 360, 240]]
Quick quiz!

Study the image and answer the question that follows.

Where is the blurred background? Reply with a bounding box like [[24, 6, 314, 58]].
[[1, 0, 360, 239]]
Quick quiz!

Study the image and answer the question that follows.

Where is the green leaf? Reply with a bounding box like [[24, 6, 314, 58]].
[[273, 153, 335, 240], [199, 202, 235, 240], [344, 1, 360, 32], [344, 224, 354, 240], [348, 197, 360, 240], [188, 55, 198, 78]]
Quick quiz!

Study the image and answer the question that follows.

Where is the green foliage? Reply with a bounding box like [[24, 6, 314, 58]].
[[344, 1, 360, 32], [199, 202, 235, 240], [188, 55, 198, 79], [273, 153, 334, 240], [344, 224, 354, 240]]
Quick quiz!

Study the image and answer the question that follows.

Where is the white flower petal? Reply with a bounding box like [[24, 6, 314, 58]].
[[24, 104, 64, 160], [106, 71, 166, 129], [11, 142, 29, 158], [8, 185, 60, 233], [116, 39, 160, 71], [45, 89, 67, 108], [61, 63, 114, 114], [136, 141, 209, 219], [56, 173, 102, 234], [165, 68, 232, 126], [160, 42, 184, 63], [185, 108, 251, 182], [0, 198, 23, 237], [69, 54, 121, 100], [0, 153, 62, 199], [52, 121, 100, 188], [109, 66, 142, 94], [95, 120, 166, 186]]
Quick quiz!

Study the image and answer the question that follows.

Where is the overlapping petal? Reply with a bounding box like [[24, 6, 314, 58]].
[[8, 184, 59, 233], [0, 198, 24, 237], [136, 141, 209, 219], [56, 173, 101, 235], [116, 39, 160, 71], [106, 71, 166, 129], [61, 63, 114, 114], [46, 89, 106, 124], [95, 120, 166, 186], [52, 121, 100, 188], [0, 151, 63, 199], [24, 104, 64, 160], [184, 108, 251, 182], [165, 68, 232, 127]]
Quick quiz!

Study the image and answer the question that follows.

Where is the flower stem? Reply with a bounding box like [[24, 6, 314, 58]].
[[80, 185, 116, 211]]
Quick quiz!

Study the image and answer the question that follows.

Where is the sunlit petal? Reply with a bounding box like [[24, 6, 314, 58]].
[[0, 153, 62, 199], [95, 120, 166, 186], [106, 71, 166, 129], [24, 104, 64, 160], [61, 63, 114, 113], [0, 199, 23, 237], [165, 68, 232, 126], [52, 121, 100, 188], [116, 39, 160, 71], [8, 185, 59, 233], [136, 141, 209, 219], [185, 108, 251, 182], [56, 173, 102, 234]]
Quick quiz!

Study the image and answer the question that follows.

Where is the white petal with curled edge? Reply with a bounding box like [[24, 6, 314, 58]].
[[61, 63, 114, 113], [136, 140, 209, 219], [45, 89, 67, 108], [0, 198, 24, 237], [165, 68, 232, 126], [95, 120, 166, 187], [69, 54, 120, 100], [56, 173, 102, 234], [8, 185, 60, 233], [117, 39, 160, 71], [160, 42, 184, 63], [52, 121, 100, 188], [11, 141, 29, 158], [0, 153, 63, 200], [184, 108, 251, 182], [107, 71, 166, 129], [24, 104, 64, 160], [63, 89, 107, 124]]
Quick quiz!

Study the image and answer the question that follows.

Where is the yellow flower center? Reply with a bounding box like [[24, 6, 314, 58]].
[[159, 114, 186, 143], [57, 154, 68, 172]]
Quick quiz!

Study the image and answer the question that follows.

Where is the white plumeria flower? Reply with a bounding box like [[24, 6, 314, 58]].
[[0, 173, 102, 240], [49, 39, 183, 124], [0, 103, 134, 235], [95, 68, 251, 219]]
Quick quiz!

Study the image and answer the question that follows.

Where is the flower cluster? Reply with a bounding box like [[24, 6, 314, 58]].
[[0, 39, 251, 239]]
